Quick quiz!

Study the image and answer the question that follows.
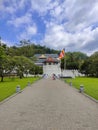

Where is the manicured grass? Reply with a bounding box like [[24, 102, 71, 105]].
[[0, 77, 40, 102], [64, 77, 98, 100]]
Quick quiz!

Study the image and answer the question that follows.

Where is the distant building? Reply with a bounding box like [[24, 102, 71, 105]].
[[34, 54, 61, 76], [34, 54, 82, 78]]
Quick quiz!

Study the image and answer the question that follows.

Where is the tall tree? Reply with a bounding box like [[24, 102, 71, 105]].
[[0, 46, 7, 81], [13, 56, 34, 78], [80, 51, 98, 77], [65, 52, 87, 70]]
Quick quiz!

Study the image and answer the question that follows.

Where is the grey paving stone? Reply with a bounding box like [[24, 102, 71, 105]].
[[0, 78, 98, 130]]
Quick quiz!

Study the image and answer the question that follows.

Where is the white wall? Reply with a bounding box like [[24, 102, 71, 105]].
[[43, 63, 61, 76]]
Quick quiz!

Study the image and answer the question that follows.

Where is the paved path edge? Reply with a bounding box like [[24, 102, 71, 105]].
[[65, 81, 98, 103]]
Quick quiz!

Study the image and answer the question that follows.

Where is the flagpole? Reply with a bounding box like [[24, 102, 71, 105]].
[[60, 59, 63, 77], [64, 57, 66, 70]]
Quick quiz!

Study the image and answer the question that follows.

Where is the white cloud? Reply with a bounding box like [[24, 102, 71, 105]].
[[18, 24, 37, 40], [26, 25, 37, 35], [43, 23, 71, 49], [43, 22, 98, 55], [64, 0, 98, 32], [41, 0, 98, 55], [30, 0, 51, 15], [0, 0, 26, 14], [7, 13, 32, 27], [48, 0, 98, 31]]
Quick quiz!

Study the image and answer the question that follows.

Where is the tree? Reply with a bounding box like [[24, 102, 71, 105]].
[[92, 59, 98, 77], [80, 59, 91, 76], [0, 46, 7, 81], [80, 51, 98, 77], [88, 52, 98, 77], [13, 56, 34, 78], [29, 65, 43, 75], [65, 52, 87, 70]]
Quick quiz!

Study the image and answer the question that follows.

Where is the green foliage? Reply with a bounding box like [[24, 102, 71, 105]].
[[0, 46, 5, 58], [0, 77, 40, 102], [65, 77, 98, 100], [80, 59, 91, 76], [0, 46, 7, 81], [29, 65, 43, 75], [8, 43, 59, 57], [80, 51, 98, 77], [65, 52, 87, 70], [13, 56, 34, 78]]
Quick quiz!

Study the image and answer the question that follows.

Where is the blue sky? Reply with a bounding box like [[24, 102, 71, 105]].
[[0, 0, 98, 55]]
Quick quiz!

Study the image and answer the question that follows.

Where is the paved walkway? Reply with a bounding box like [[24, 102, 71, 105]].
[[0, 78, 98, 130]]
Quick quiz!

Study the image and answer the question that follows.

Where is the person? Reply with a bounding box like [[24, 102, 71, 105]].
[[52, 73, 55, 80]]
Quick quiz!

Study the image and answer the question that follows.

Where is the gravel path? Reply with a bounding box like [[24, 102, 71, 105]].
[[0, 78, 98, 130]]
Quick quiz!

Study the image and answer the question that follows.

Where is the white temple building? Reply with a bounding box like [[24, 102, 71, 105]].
[[34, 54, 83, 78], [34, 54, 61, 76]]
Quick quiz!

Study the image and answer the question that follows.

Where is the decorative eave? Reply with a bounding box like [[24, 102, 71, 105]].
[[43, 57, 58, 63]]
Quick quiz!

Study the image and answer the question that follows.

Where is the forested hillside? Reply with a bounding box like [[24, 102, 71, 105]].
[[7, 44, 59, 58]]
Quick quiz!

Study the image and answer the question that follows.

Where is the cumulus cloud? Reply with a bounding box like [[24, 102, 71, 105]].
[[30, 0, 51, 15], [64, 0, 98, 32], [7, 13, 32, 27], [43, 22, 98, 55], [43, 23, 68, 49], [81, 28, 98, 50], [0, 0, 27, 14], [18, 24, 37, 40], [49, 0, 98, 31], [42, 0, 98, 55], [0, 0, 98, 55]]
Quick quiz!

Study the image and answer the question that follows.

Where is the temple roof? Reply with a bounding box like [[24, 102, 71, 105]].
[[39, 54, 46, 59], [34, 54, 58, 59], [44, 57, 58, 63], [34, 54, 59, 64]]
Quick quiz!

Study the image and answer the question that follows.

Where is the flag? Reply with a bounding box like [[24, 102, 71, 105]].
[[59, 48, 65, 59]]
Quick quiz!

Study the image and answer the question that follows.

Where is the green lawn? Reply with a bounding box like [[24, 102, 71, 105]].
[[0, 77, 40, 102], [65, 77, 98, 100]]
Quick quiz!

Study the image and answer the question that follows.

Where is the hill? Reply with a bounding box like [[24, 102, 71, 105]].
[[7, 44, 60, 57]]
